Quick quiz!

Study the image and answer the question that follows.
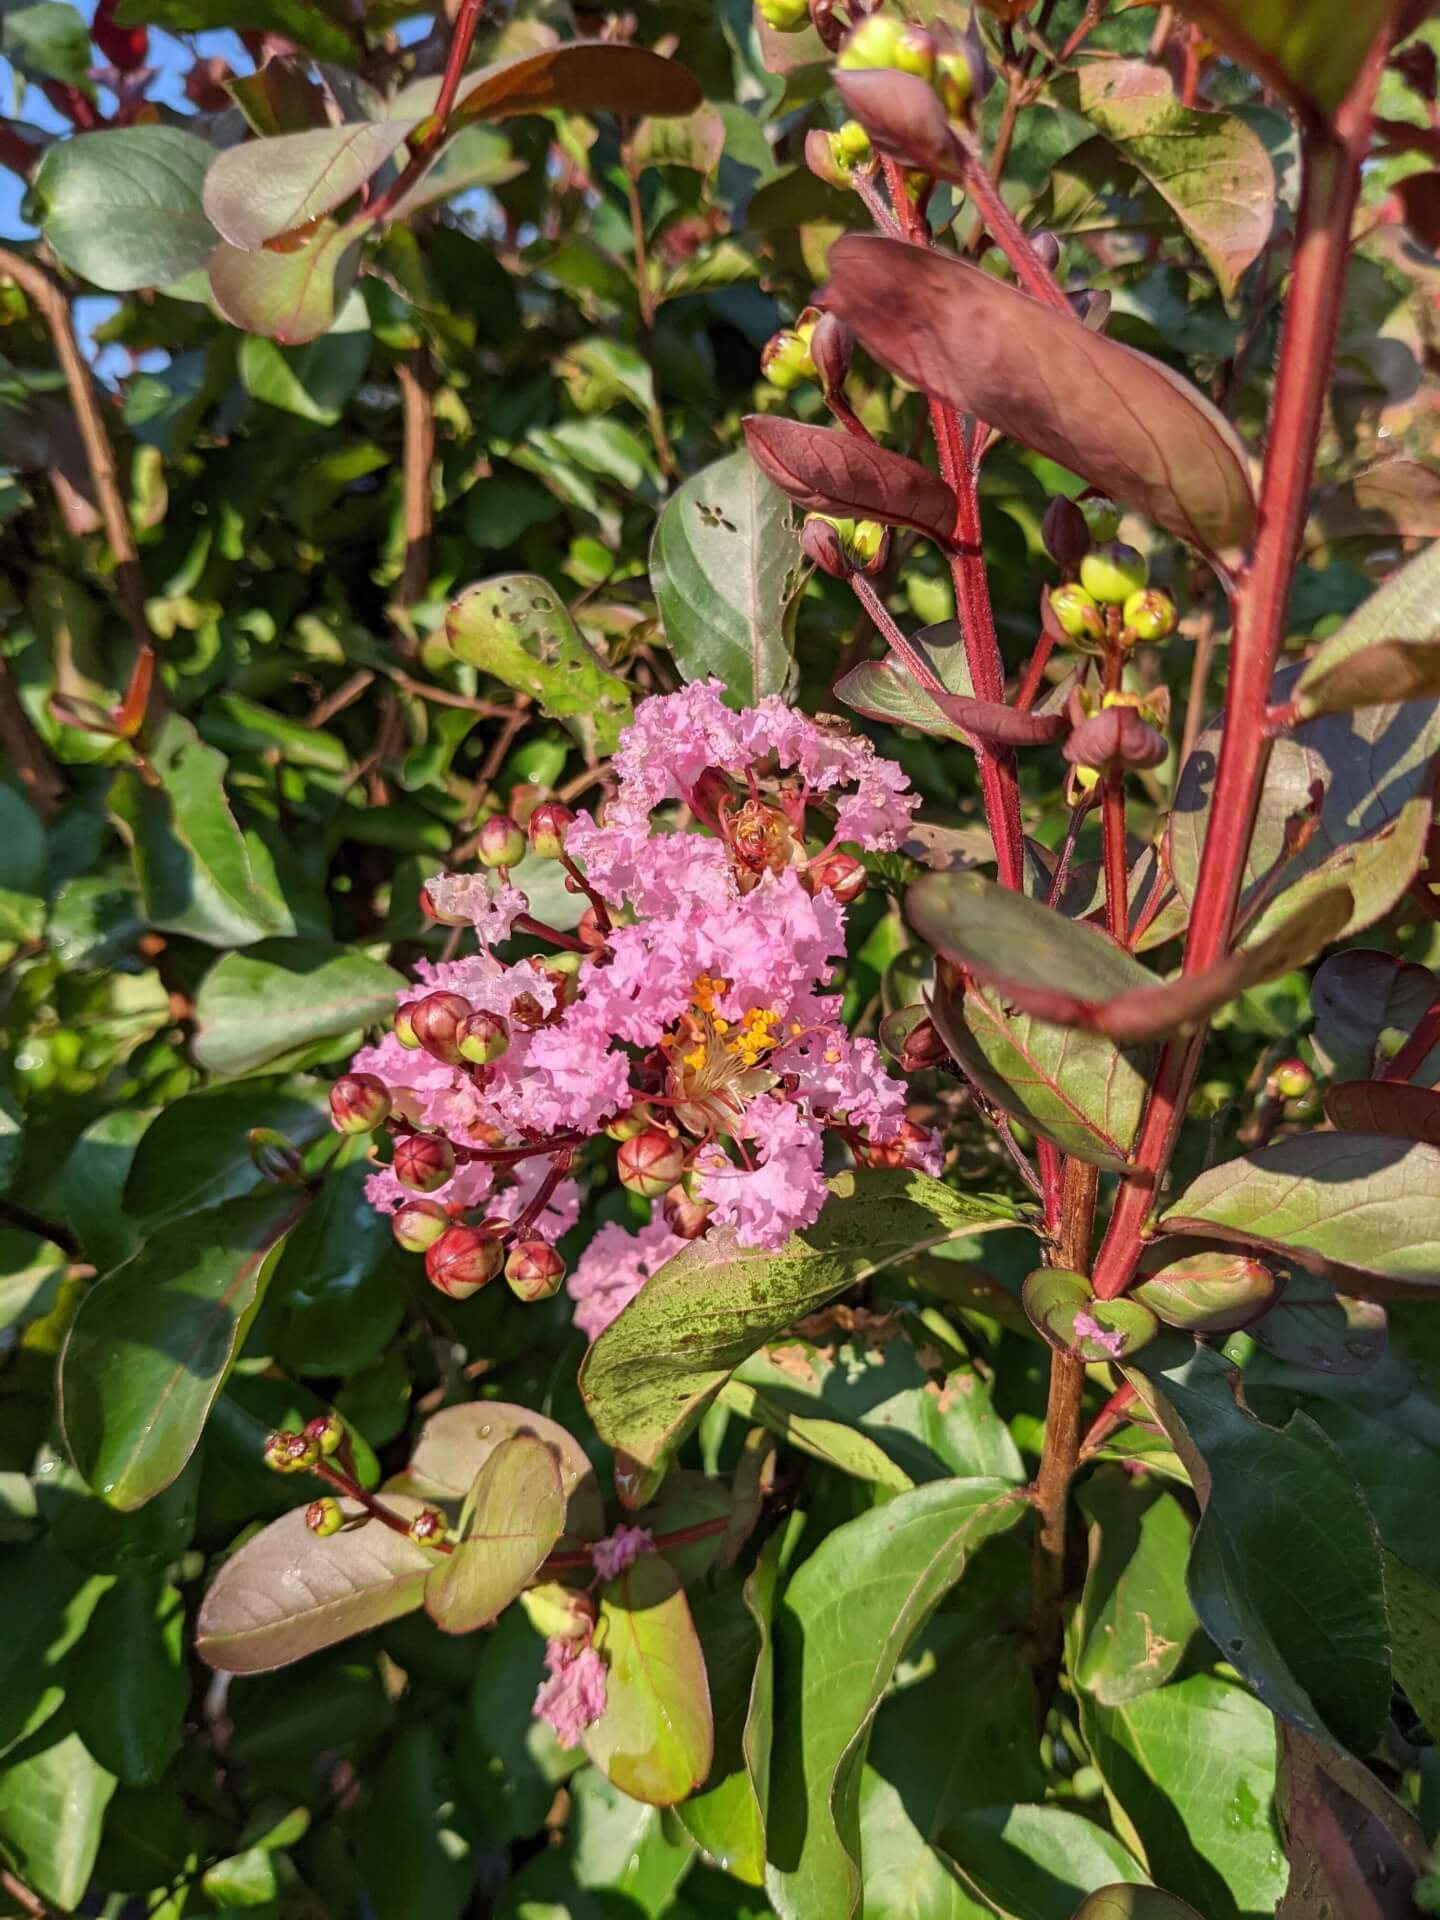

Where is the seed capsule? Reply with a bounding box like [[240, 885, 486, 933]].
[[304, 1414, 345, 1458], [1049, 583, 1106, 648], [1123, 588, 1177, 643], [306, 1497, 344, 1537], [1080, 541, 1149, 606], [408, 1507, 447, 1549]]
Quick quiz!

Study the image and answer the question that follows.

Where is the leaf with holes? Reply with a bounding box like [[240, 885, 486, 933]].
[[824, 235, 1255, 563], [650, 448, 806, 707]]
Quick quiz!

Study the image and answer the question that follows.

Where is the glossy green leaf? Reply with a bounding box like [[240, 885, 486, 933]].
[[204, 120, 415, 250], [237, 292, 371, 425], [209, 218, 368, 345], [32, 127, 217, 291], [192, 939, 402, 1077], [270, 1155, 405, 1377], [1, 2, 92, 86], [564, 1764, 695, 1913], [123, 1076, 329, 1232], [196, 1495, 435, 1673], [1385, 1553, 1440, 1740], [858, 1767, 993, 1920], [1073, 64, 1274, 296], [423, 1434, 564, 1635], [1128, 1343, 1390, 1756], [1073, 1468, 1197, 1705], [676, 1535, 781, 1884], [1294, 537, 1440, 713], [354, 1726, 475, 1920], [56, 1106, 151, 1271], [445, 572, 632, 759], [394, 1400, 603, 1544], [942, 1803, 1150, 1918], [60, 1189, 302, 1510], [0, 1727, 116, 1911], [650, 448, 805, 707], [1078, 1671, 1286, 1917], [1162, 1132, 1440, 1297], [579, 1168, 1019, 1496], [767, 1478, 1028, 1920], [0, 1542, 111, 1758], [1273, 1724, 1425, 1919], [720, 1377, 913, 1488], [835, 657, 967, 741], [1169, 0, 1400, 115], [583, 1550, 713, 1807], [1071, 1891, 1204, 1920], [70, 1577, 186, 1786]]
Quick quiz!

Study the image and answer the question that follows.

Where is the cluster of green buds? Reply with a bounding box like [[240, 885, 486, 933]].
[[806, 117, 874, 188], [1044, 495, 1177, 656], [835, 12, 983, 119], [756, 0, 812, 28], [800, 511, 889, 577], [1063, 686, 1170, 804], [761, 309, 820, 392], [262, 1413, 345, 1477]]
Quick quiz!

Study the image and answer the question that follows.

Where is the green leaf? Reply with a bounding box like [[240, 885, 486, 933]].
[[650, 448, 805, 706], [204, 120, 415, 250], [859, 1770, 993, 1919], [942, 1805, 1150, 1918], [1, 2, 92, 86], [32, 127, 217, 292], [269, 1155, 405, 1378], [196, 1496, 434, 1673], [579, 1168, 1019, 1494], [0, 1542, 111, 1758], [834, 657, 968, 741], [387, 125, 525, 219], [1273, 1723, 1426, 1918], [1384, 1553, 1440, 1740], [583, 1550, 713, 1807], [445, 572, 633, 759], [720, 1378, 915, 1489], [1162, 1132, 1440, 1298], [1168, 0, 1398, 116], [1073, 64, 1274, 297], [1071, 1892, 1204, 1920], [1078, 1671, 1286, 1917], [1128, 1343, 1391, 1755], [911, 870, 1155, 1003], [123, 1076, 329, 1232], [70, 1576, 186, 1787], [237, 292, 371, 426], [1073, 1468, 1197, 1705], [423, 1434, 565, 1635], [395, 1400, 604, 1545], [354, 1726, 475, 1920], [110, 715, 296, 947], [59, 1189, 302, 1511], [209, 217, 368, 345], [0, 1727, 116, 1910], [113, 0, 350, 54], [1294, 535, 1440, 716], [766, 1478, 1029, 1920], [192, 940, 403, 1078], [1023, 1269, 1159, 1363], [564, 1765, 695, 1913], [676, 1533, 781, 1884]]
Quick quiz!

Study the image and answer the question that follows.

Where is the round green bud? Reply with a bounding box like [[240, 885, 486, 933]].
[[306, 1497, 344, 1537], [838, 13, 934, 79], [761, 328, 816, 392], [458, 1009, 510, 1065], [756, 0, 810, 27], [831, 119, 872, 169], [304, 1414, 345, 1458], [1049, 583, 1105, 647], [935, 47, 973, 114], [1080, 541, 1149, 605], [1122, 588, 1177, 643], [848, 519, 888, 568], [408, 1507, 448, 1550], [1078, 496, 1120, 542], [1268, 1057, 1314, 1100]]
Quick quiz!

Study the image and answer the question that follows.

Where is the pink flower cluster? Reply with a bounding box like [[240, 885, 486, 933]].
[[343, 682, 937, 1334]]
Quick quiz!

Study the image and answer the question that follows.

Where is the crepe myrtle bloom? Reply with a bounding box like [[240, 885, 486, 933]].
[[340, 686, 938, 1334]]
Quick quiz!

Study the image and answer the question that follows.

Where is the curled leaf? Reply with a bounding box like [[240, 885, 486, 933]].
[[743, 415, 957, 543]]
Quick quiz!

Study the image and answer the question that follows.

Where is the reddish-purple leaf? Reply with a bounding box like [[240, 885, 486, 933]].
[[743, 416, 957, 543], [1395, 172, 1440, 253], [1275, 1726, 1425, 1920], [1324, 1079, 1440, 1145], [451, 41, 701, 127], [823, 234, 1256, 562], [928, 689, 1070, 747], [1063, 706, 1167, 771], [1313, 459, 1440, 548], [833, 68, 964, 179]]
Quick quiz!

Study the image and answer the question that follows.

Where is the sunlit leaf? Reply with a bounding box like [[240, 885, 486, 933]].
[[743, 415, 958, 543], [583, 1551, 713, 1807], [423, 1434, 564, 1635], [32, 127, 216, 291]]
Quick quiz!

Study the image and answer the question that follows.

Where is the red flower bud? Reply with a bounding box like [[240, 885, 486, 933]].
[[408, 1507, 447, 1549], [663, 1184, 714, 1240], [304, 1414, 345, 1458], [528, 802, 575, 860], [505, 1239, 566, 1302], [411, 991, 473, 1065], [329, 1073, 393, 1135], [1268, 1057, 1315, 1100], [804, 850, 867, 904], [393, 1133, 455, 1193], [247, 1127, 305, 1184], [898, 1016, 951, 1073], [425, 1224, 504, 1297], [617, 1127, 687, 1198], [394, 1003, 422, 1049], [392, 1197, 451, 1251], [477, 814, 526, 869], [306, 1497, 344, 1536], [1042, 495, 1090, 570], [93, 0, 148, 70], [808, 311, 854, 396], [458, 1009, 510, 1065]]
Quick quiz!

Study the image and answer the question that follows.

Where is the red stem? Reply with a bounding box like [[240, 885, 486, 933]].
[[366, 0, 485, 222], [955, 134, 1072, 315], [1102, 774, 1128, 945], [1078, 1381, 1140, 1460], [541, 1514, 731, 1574], [1091, 81, 1380, 1300]]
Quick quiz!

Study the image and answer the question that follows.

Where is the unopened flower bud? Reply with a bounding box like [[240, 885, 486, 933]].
[[1042, 496, 1090, 570], [801, 513, 889, 577], [478, 814, 526, 870], [1078, 496, 1120, 542], [603, 1103, 652, 1141], [306, 1497, 344, 1536], [808, 310, 854, 394], [838, 14, 935, 80], [411, 990, 473, 1065], [761, 327, 816, 392], [393, 1132, 455, 1193], [833, 118, 873, 171], [1123, 588, 1177, 643], [806, 127, 855, 189], [1080, 541, 1148, 605], [805, 850, 867, 904], [935, 42, 980, 115], [530, 950, 583, 1010], [576, 905, 609, 952], [426, 1223, 504, 1297], [1029, 228, 1061, 270], [505, 1239, 566, 1302], [899, 1015, 951, 1072], [408, 1507, 447, 1549], [394, 1002, 422, 1049], [757, 0, 810, 27], [618, 1127, 687, 1198], [329, 1072, 393, 1135], [1049, 583, 1105, 648], [456, 1009, 510, 1065], [247, 1127, 305, 1184], [663, 1183, 714, 1240], [304, 1414, 345, 1458], [392, 1197, 450, 1251], [527, 802, 575, 860], [1268, 1057, 1314, 1100], [264, 1429, 319, 1474]]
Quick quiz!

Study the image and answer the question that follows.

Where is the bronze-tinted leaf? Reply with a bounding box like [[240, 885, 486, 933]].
[[208, 220, 367, 345], [422, 1433, 565, 1635], [1275, 1725, 1425, 1919], [204, 122, 414, 250], [743, 415, 958, 543], [1168, 0, 1402, 117], [452, 41, 701, 127], [1324, 1079, 1440, 1145], [1064, 705, 1167, 771], [824, 234, 1256, 562]]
